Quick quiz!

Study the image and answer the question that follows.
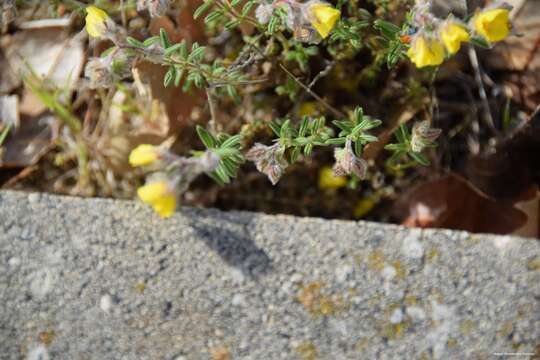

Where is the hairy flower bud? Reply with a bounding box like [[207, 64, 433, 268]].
[[255, 3, 273, 24], [84, 49, 133, 89], [137, 0, 171, 17], [410, 120, 442, 153], [246, 143, 288, 185], [333, 139, 368, 180]]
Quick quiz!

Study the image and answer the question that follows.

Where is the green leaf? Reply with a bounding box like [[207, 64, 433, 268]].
[[194, 0, 213, 19], [174, 68, 184, 87], [242, 1, 256, 16], [221, 134, 242, 148], [384, 143, 407, 151], [159, 28, 171, 48], [0, 124, 11, 146], [409, 151, 430, 166], [470, 36, 491, 49], [221, 158, 238, 178], [143, 36, 161, 47], [189, 44, 206, 61], [126, 37, 145, 48], [163, 67, 175, 87], [196, 125, 216, 148], [205, 10, 224, 24], [215, 165, 230, 183], [325, 138, 347, 145], [164, 42, 187, 56], [225, 19, 241, 30]]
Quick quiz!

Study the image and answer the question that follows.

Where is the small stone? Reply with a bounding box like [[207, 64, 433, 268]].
[[229, 268, 245, 284], [401, 230, 424, 259], [290, 273, 303, 283], [390, 308, 404, 324], [381, 265, 397, 281], [8, 257, 20, 267], [232, 294, 246, 307], [28, 193, 40, 204], [335, 264, 353, 283], [406, 306, 426, 322], [26, 344, 49, 360], [100, 294, 113, 313], [28, 268, 55, 299]]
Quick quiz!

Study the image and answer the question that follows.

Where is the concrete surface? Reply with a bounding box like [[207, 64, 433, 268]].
[[0, 190, 539, 360]]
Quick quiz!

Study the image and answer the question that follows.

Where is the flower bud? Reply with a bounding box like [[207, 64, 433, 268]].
[[410, 120, 442, 153], [137, 0, 171, 18], [333, 139, 368, 180], [255, 3, 273, 24], [129, 144, 162, 167], [246, 143, 288, 185], [318, 166, 347, 190]]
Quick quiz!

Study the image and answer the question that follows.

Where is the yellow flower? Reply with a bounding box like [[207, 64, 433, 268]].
[[318, 166, 347, 190], [85, 6, 108, 38], [440, 22, 470, 55], [308, 3, 341, 39], [473, 8, 511, 43], [353, 197, 376, 219], [137, 181, 177, 218], [129, 144, 161, 167], [407, 36, 445, 68]]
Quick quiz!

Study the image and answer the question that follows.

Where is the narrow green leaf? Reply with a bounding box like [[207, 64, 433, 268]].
[[159, 28, 170, 48], [196, 125, 216, 148]]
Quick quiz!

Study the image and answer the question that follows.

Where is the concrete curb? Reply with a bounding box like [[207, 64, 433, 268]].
[[1, 191, 539, 359]]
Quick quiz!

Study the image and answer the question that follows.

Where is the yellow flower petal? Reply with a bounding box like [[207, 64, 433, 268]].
[[407, 36, 445, 68], [318, 166, 347, 190], [151, 194, 177, 218], [353, 197, 376, 218], [137, 181, 177, 218], [440, 22, 470, 55], [85, 6, 108, 38], [129, 144, 160, 167], [309, 3, 341, 39], [474, 8, 510, 43]]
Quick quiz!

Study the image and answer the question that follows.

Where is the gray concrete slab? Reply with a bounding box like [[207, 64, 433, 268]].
[[0, 190, 539, 359]]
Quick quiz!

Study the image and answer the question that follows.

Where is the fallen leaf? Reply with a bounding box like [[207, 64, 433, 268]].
[[393, 173, 527, 234], [2, 23, 84, 92], [0, 113, 54, 168], [0, 95, 19, 128]]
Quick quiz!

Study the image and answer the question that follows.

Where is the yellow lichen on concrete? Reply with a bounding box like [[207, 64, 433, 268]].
[[459, 319, 475, 336], [527, 257, 540, 271], [296, 282, 348, 316], [210, 346, 231, 360], [295, 341, 318, 360], [39, 329, 56, 346], [367, 250, 385, 271]]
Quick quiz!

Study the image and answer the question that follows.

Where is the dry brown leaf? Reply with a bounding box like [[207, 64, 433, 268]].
[[0, 48, 20, 94], [0, 113, 54, 168], [2, 24, 84, 92], [393, 173, 527, 235]]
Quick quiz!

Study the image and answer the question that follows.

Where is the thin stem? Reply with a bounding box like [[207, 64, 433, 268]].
[[468, 45, 497, 134], [206, 87, 218, 134]]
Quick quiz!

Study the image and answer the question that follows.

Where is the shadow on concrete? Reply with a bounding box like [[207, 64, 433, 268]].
[[183, 209, 273, 280]]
